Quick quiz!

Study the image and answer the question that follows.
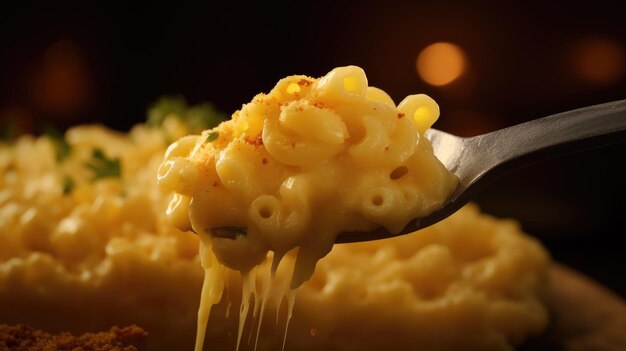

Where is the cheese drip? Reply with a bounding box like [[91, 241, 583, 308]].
[[194, 243, 297, 351], [235, 253, 296, 351], [195, 236, 226, 351]]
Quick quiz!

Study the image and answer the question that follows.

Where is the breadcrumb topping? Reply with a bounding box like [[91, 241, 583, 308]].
[[0, 325, 148, 351]]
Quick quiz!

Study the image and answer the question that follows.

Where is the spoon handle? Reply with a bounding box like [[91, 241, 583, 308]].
[[468, 99, 626, 179]]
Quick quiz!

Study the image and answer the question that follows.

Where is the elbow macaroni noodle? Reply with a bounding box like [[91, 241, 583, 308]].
[[158, 65, 459, 350]]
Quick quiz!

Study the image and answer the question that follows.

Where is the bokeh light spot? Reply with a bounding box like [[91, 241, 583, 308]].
[[416, 42, 466, 86], [34, 40, 92, 116], [570, 37, 626, 84]]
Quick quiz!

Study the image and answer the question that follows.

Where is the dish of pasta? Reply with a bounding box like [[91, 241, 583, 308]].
[[1, 66, 551, 351]]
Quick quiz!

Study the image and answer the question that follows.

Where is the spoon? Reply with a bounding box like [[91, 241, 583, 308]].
[[335, 99, 626, 243]]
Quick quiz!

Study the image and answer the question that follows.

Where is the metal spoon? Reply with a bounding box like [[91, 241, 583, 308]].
[[335, 99, 626, 243]]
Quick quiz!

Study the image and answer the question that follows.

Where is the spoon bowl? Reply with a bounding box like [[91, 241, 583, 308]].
[[336, 99, 626, 243]]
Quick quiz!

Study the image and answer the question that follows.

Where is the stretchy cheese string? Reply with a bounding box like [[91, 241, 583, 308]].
[[195, 236, 225, 351]]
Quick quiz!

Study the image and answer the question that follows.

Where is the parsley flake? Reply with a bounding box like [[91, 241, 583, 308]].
[[147, 96, 227, 134], [206, 131, 219, 143], [147, 95, 187, 127], [42, 125, 71, 161], [62, 176, 75, 194], [85, 149, 121, 180]]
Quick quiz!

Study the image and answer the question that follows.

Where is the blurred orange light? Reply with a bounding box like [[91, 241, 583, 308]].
[[416, 42, 466, 86], [570, 37, 626, 84], [34, 40, 92, 116]]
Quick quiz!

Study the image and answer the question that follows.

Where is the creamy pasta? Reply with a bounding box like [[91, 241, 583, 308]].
[[0, 68, 550, 351], [0, 117, 203, 350], [158, 66, 459, 350]]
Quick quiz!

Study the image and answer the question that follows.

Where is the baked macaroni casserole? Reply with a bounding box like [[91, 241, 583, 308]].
[[0, 66, 549, 351]]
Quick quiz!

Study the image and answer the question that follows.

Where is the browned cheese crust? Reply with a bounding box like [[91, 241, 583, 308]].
[[0, 325, 148, 351]]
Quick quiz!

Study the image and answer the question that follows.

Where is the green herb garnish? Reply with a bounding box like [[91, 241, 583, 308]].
[[185, 103, 227, 133], [62, 176, 75, 194], [206, 131, 219, 142], [85, 149, 121, 180], [147, 95, 188, 127], [42, 124, 71, 161], [147, 96, 227, 134]]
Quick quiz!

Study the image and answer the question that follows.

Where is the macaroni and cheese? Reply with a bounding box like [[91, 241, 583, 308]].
[[0, 67, 550, 351], [157, 66, 542, 351]]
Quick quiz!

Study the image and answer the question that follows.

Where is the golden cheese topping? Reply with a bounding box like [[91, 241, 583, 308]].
[[157, 66, 459, 350]]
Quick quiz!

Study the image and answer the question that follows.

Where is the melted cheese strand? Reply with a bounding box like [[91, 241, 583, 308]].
[[236, 271, 254, 351], [225, 300, 232, 319], [195, 236, 226, 351], [253, 263, 273, 351], [281, 290, 296, 351], [268, 253, 297, 351]]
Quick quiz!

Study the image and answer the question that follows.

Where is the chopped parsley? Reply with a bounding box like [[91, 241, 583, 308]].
[[62, 176, 75, 194], [147, 96, 227, 134], [147, 95, 188, 127], [185, 103, 227, 133], [42, 124, 72, 161], [206, 131, 219, 142], [85, 148, 121, 180]]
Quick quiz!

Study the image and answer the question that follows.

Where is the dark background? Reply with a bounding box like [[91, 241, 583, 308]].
[[1, 2, 625, 297]]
